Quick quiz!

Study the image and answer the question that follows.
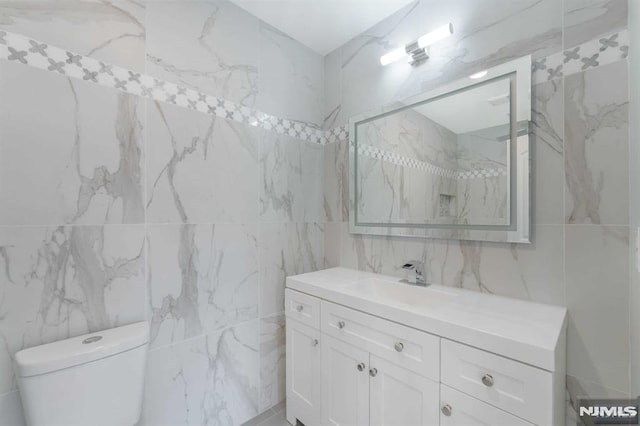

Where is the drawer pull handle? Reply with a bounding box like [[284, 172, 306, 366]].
[[312, 339, 319, 347], [296, 305, 303, 312], [441, 404, 452, 416], [369, 368, 378, 377], [357, 363, 366, 372], [337, 321, 346, 329], [394, 342, 404, 352], [481, 374, 494, 387]]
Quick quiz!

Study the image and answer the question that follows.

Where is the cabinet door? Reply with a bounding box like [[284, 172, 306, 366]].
[[286, 320, 321, 426], [369, 355, 440, 426], [321, 335, 370, 426]]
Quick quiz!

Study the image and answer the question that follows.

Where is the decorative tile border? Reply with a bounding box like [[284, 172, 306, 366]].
[[357, 144, 507, 180], [0, 30, 329, 144], [0, 29, 628, 145], [532, 29, 629, 84]]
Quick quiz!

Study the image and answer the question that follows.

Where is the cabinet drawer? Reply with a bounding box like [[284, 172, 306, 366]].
[[321, 301, 439, 381], [285, 289, 321, 329], [441, 339, 552, 425], [440, 384, 534, 426]]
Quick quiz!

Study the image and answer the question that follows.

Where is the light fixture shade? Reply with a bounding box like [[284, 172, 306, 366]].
[[379, 23, 453, 67], [417, 23, 453, 48], [380, 47, 407, 66]]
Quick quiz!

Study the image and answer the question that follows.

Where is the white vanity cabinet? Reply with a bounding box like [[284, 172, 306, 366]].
[[285, 268, 567, 426], [285, 290, 322, 426]]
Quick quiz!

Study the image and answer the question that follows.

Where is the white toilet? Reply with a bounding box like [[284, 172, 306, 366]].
[[14, 321, 150, 426]]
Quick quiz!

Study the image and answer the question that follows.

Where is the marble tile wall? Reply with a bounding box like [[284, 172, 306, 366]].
[[629, 0, 640, 399], [322, 0, 631, 423], [0, 0, 633, 425], [0, 1, 325, 424]]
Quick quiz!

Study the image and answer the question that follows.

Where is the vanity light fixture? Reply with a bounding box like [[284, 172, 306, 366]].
[[469, 70, 488, 79], [380, 23, 453, 67]]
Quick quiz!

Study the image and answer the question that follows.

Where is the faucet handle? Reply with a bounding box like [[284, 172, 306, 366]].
[[402, 261, 423, 271], [402, 261, 425, 285]]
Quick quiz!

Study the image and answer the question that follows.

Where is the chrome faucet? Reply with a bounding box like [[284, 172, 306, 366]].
[[401, 261, 427, 286]]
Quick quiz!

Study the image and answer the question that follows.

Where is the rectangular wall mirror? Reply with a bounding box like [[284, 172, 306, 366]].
[[349, 55, 531, 243]]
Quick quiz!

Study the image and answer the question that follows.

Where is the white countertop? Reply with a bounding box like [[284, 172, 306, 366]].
[[286, 267, 567, 371]]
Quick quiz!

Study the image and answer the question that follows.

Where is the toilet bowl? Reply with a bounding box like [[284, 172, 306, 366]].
[[14, 321, 149, 426]]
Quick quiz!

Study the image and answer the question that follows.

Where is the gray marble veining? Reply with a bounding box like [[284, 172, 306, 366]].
[[148, 223, 259, 349], [565, 225, 630, 394], [257, 23, 324, 127], [565, 60, 629, 225], [146, 0, 258, 106], [260, 222, 324, 317], [259, 314, 285, 412], [0, 60, 145, 225], [145, 321, 260, 426], [0, 0, 145, 71], [0, 224, 146, 395], [564, 0, 628, 49], [146, 99, 259, 224], [260, 130, 323, 223], [532, 79, 564, 225]]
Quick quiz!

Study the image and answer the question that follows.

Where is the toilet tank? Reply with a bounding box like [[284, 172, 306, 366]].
[[14, 322, 149, 426]]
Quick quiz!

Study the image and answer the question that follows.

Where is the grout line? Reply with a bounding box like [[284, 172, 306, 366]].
[[148, 316, 262, 353]]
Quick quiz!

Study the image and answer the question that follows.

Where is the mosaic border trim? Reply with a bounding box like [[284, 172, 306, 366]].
[[0, 30, 338, 144], [0, 29, 628, 144], [532, 29, 629, 84], [357, 144, 507, 180]]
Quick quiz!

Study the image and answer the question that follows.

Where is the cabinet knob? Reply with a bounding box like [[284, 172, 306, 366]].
[[394, 342, 404, 352], [338, 321, 346, 329], [312, 339, 319, 347], [296, 305, 303, 312], [481, 374, 494, 387], [369, 368, 378, 377], [357, 363, 366, 372], [441, 404, 452, 417]]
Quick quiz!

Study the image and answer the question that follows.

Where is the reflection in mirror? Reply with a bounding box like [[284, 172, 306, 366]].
[[349, 55, 531, 243], [357, 77, 511, 226]]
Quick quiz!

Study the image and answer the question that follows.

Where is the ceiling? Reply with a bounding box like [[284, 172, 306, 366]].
[[228, 0, 415, 56]]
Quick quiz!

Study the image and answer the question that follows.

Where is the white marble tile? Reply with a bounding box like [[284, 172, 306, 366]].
[[323, 221, 342, 269], [0, 60, 145, 226], [259, 130, 323, 223], [0, 390, 25, 426], [337, 223, 565, 305], [565, 60, 629, 225], [146, 0, 258, 106], [323, 48, 343, 130], [337, 222, 426, 279], [145, 320, 260, 426], [0, 0, 145, 72], [259, 222, 323, 317], [532, 78, 564, 225], [259, 314, 285, 412], [445, 225, 565, 304], [323, 140, 349, 223], [0, 224, 146, 395], [563, 0, 628, 49], [257, 23, 324, 126], [339, 0, 562, 121], [146, 100, 259, 224], [147, 223, 259, 349], [565, 225, 630, 394]]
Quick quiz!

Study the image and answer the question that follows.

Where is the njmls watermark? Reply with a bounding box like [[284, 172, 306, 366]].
[[578, 398, 640, 425]]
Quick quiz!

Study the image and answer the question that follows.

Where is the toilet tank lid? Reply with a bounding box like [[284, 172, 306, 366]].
[[14, 321, 150, 377]]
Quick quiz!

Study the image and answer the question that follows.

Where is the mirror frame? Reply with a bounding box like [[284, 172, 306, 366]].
[[348, 55, 532, 243]]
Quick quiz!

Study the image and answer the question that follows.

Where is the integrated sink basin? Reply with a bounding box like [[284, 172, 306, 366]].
[[340, 278, 457, 310]]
